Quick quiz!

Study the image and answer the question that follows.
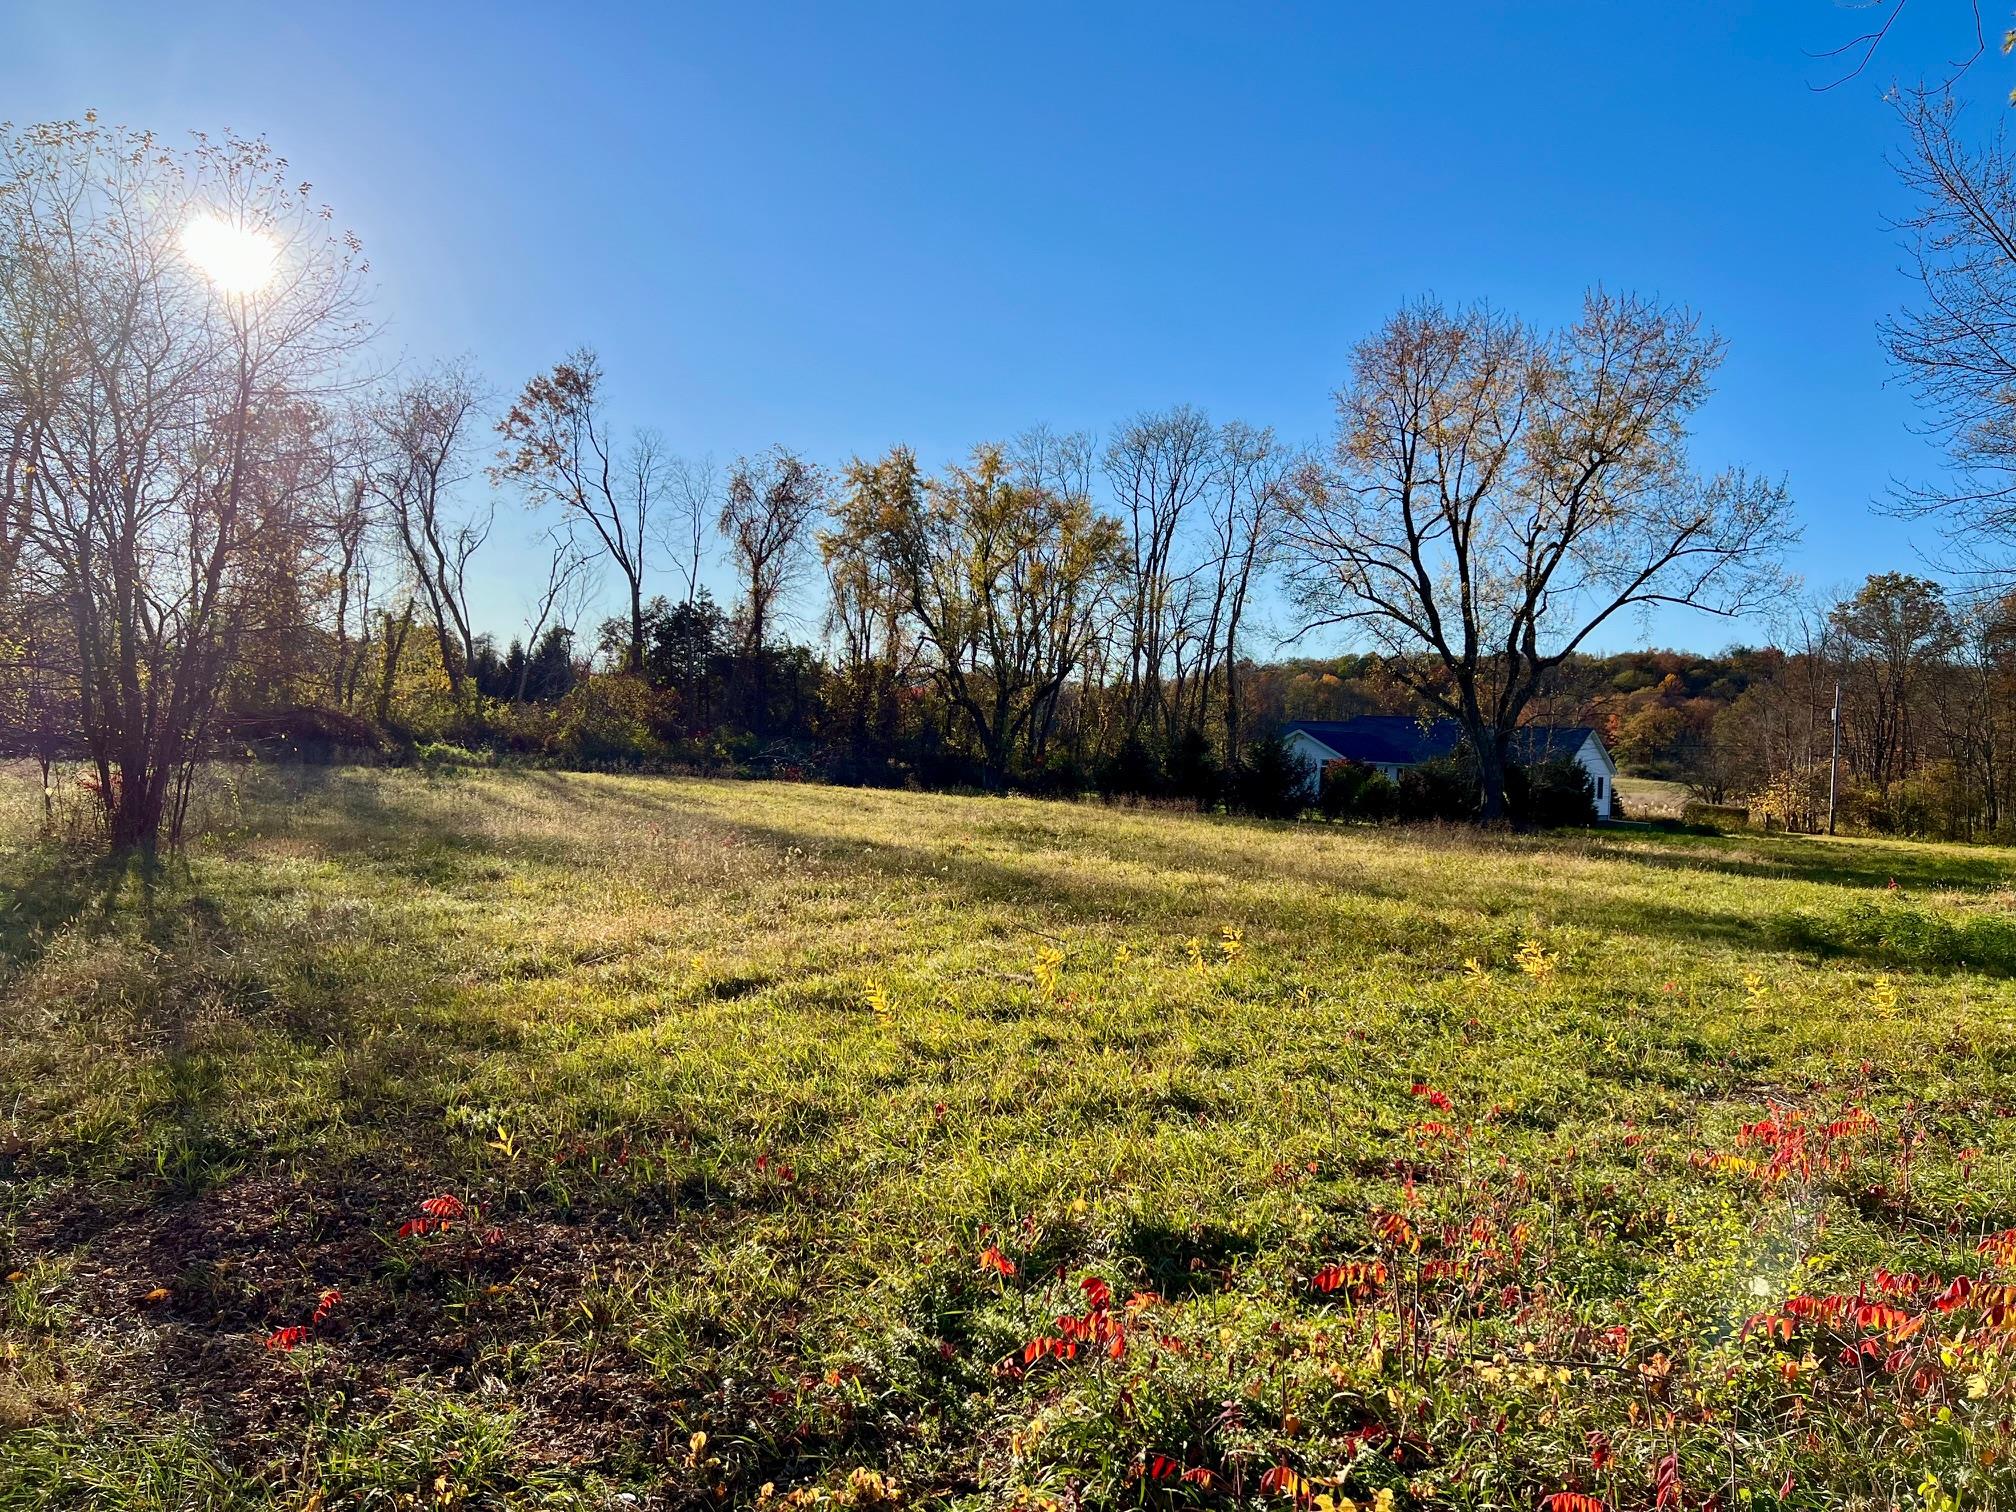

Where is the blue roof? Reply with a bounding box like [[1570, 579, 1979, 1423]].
[[1285, 716, 1602, 767]]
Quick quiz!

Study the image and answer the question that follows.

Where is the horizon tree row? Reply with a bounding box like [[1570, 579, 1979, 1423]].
[[0, 116, 1807, 848]]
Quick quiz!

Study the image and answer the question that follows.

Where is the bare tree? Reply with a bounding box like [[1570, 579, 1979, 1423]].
[[514, 524, 597, 702], [665, 453, 716, 605], [370, 362, 489, 703], [1883, 88, 2016, 576], [1012, 426, 1111, 762], [312, 406, 383, 711], [373, 600, 415, 727], [1103, 407, 1218, 742], [1831, 571, 1958, 786], [1810, 2, 1989, 93], [1284, 290, 1796, 819], [0, 118, 369, 851], [819, 460, 915, 763], [493, 349, 658, 673], [1946, 592, 2016, 831], [719, 445, 824, 732], [1198, 421, 1295, 756], [0, 290, 45, 612]]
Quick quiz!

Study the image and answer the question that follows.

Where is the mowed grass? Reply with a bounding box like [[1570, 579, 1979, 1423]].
[[5, 769, 2016, 1509]]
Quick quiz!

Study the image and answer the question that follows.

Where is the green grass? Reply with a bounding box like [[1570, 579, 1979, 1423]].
[[5, 767, 2016, 1509]]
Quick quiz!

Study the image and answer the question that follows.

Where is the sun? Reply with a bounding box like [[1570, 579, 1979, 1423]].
[[179, 213, 278, 294]]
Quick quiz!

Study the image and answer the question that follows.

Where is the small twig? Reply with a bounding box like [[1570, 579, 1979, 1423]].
[[1808, 0, 1913, 91], [1808, 0, 1985, 94]]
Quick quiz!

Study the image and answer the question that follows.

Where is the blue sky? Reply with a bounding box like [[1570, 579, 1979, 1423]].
[[4, 2, 2007, 654]]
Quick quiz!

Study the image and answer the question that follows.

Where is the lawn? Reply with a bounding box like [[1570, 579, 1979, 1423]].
[[4, 768, 2016, 1510]]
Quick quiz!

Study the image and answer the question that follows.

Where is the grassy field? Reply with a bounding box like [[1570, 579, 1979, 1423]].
[[5, 769, 2016, 1510], [1612, 778, 1690, 822]]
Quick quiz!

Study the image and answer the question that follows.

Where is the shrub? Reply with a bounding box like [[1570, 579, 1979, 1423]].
[[1862, 766, 1963, 839], [1681, 801, 1751, 831], [824, 748, 906, 789], [1396, 755, 1479, 822], [554, 675, 672, 766], [1016, 754, 1090, 798], [412, 741, 491, 769], [1512, 757, 1596, 828], [1228, 734, 1305, 820], [1317, 758, 1367, 819], [1358, 769, 1399, 820], [482, 698, 569, 756], [1095, 738, 1166, 800], [1318, 759, 1397, 821], [1167, 728, 1221, 810]]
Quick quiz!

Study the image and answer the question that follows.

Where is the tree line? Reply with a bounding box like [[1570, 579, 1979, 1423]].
[[1671, 573, 2016, 839], [0, 113, 1868, 851]]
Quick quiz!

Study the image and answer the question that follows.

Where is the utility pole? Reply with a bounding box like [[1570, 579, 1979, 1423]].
[[1826, 680, 1842, 836]]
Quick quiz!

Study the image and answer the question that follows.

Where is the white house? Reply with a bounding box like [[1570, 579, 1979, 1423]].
[[1282, 715, 1618, 819]]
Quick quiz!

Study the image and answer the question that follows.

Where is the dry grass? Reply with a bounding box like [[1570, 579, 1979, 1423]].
[[1614, 776, 1690, 820]]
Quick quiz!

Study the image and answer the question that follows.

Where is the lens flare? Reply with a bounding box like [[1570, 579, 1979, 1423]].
[[179, 213, 277, 294]]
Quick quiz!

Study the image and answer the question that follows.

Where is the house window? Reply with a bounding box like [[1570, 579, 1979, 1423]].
[[1597, 776, 1606, 803]]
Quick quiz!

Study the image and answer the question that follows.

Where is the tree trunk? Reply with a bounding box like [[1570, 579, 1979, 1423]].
[[376, 601, 414, 726], [110, 761, 166, 856], [1471, 726, 1512, 823], [1222, 647, 1242, 760], [747, 603, 768, 737], [628, 578, 646, 675], [432, 618, 465, 703]]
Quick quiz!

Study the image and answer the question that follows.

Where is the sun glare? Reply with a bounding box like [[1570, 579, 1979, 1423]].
[[180, 213, 278, 294]]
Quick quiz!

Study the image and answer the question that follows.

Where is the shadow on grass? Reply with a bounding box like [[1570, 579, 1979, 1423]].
[[3, 794, 522, 1212], [483, 770, 1798, 971], [506, 773, 1995, 976], [1577, 829, 2014, 894], [1117, 1215, 1258, 1297], [1, 847, 250, 1206], [198, 769, 2016, 990], [0, 846, 193, 978]]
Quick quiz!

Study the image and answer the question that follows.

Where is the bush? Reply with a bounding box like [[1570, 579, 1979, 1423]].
[[553, 674, 672, 767], [1228, 734, 1305, 820], [483, 698, 568, 756], [1017, 754, 1090, 798], [1318, 759, 1398, 821], [1681, 801, 1751, 831], [1396, 755, 1479, 822], [412, 741, 491, 769], [824, 748, 906, 789], [1317, 758, 1367, 819], [1167, 728, 1221, 810], [1858, 767, 1963, 839], [1096, 737, 1166, 800], [1512, 757, 1596, 828]]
